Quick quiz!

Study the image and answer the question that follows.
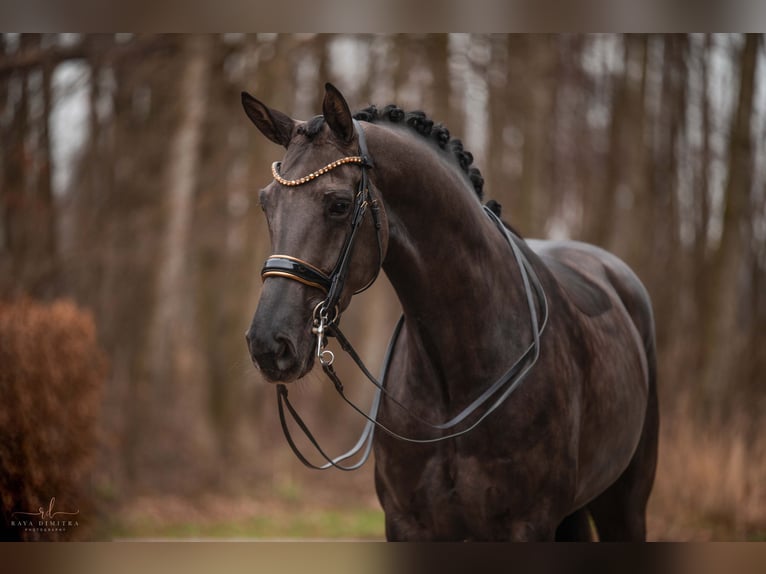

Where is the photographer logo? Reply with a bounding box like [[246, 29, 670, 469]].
[[11, 497, 79, 534]]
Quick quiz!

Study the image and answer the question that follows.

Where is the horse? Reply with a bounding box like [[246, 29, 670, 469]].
[[242, 83, 659, 541]]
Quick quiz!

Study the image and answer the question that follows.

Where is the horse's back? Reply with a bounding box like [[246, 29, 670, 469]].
[[528, 238, 655, 354]]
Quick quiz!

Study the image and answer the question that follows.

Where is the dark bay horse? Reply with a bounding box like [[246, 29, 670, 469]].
[[242, 83, 658, 541]]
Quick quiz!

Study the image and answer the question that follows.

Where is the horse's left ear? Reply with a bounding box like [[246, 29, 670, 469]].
[[323, 83, 354, 144], [241, 91, 296, 148]]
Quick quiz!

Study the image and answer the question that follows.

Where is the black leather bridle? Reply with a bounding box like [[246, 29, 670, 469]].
[[261, 119, 382, 366], [260, 120, 549, 471]]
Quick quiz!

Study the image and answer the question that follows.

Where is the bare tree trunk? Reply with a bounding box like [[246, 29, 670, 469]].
[[145, 34, 216, 487], [310, 34, 330, 114], [423, 34, 451, 125], [486, 34, 509, 207], [2, 35, 32, 296], [743, 172, 766, 424], [92, 35, 170, 488], [0, 35, 59, 297], [0, 35, 11, 282], [150, 36, 211, 363], [36, 35, 57, 296], [692, 34, 714, 371], [619, 34, 650, 265], [518, 34, 557, 237], [703, 34, 759, 405], [586, 36, 627, 248], [652, 35, 687, 349]]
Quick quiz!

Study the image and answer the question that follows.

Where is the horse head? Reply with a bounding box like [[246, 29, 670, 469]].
[[242, 83, 388, 382]]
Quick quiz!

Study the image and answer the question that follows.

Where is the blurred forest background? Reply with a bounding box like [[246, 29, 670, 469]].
[[1, 33, 765, 540]]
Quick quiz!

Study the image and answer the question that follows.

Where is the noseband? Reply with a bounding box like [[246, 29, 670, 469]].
[[261, 119, 383, 365]]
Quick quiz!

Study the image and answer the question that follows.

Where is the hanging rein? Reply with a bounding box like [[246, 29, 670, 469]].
[[260, 120, 549, 471]]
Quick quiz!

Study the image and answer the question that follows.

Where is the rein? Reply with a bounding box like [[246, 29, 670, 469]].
[[326, 209, 549, 440], [262, 123, 549, 470]]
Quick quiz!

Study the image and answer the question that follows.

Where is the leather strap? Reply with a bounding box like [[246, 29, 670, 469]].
[[353, 119, 373, 168], [276, 316, 403, 471], [323, 209, 548, 443], [262, 255, 331, 293]]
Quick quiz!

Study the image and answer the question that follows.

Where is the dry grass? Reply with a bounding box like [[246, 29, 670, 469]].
[[110, 395, 766, 541], [649, 395, 766, 540], [108, 491, 385, 540]]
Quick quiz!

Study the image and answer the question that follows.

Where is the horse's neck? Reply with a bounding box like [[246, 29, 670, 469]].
[[369, 126, 531, 405]]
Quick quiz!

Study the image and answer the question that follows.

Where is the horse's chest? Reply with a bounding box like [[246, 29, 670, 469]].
[[376, 448, 517, 539], [376, 448, 457, 526]]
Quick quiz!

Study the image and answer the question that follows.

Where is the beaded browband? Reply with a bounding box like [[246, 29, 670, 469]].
[[271, 156, 366, 187]]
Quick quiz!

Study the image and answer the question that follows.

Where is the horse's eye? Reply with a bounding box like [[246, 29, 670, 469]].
[[329, 200, 351, 217]]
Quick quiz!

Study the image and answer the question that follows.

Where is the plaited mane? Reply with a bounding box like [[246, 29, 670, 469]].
[[295, 104, 486, 202]]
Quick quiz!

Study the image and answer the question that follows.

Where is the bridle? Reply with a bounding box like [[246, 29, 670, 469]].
[[261, 119, 383, 367], [259, 120, 549, 471]]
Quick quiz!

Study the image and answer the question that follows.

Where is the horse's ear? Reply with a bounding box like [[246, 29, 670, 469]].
[[241, 91, 296, 148], [322, 83, 354, 144]]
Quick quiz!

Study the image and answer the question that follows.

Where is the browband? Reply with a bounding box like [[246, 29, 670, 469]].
[[271, 156, 365, 187], [270, 119, 373, 187]]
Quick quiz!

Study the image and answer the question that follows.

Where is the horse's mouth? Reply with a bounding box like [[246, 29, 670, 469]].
[[253, 346, 314, 384]]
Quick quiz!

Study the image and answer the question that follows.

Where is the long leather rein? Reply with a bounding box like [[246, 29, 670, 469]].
[[261, 121, 549, 470]]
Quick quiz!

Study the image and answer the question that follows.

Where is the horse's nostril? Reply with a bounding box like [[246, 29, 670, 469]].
[[273, 334, 295, 364], [247, 328, 300, 380]]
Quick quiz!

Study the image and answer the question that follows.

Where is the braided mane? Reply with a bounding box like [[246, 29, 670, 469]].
[[297, 105, 485, 201], [353, 105, 484, 201]]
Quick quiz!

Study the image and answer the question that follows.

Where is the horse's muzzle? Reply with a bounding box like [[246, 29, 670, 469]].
[[246, 326, 304, 383]]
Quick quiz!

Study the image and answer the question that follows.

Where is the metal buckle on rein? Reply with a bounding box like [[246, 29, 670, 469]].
[[312, 302, 338, 367]]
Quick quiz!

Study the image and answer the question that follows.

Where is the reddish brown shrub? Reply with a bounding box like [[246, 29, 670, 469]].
[[0, 298, 106, 540]]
